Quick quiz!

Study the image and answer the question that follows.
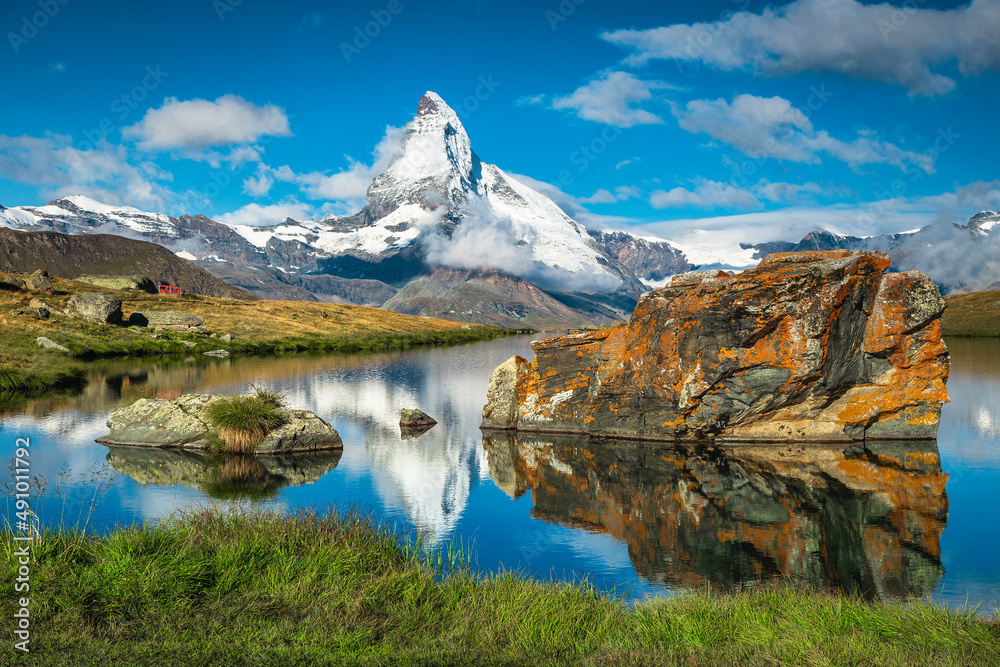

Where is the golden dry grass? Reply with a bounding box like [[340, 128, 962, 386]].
[[943, 289, 1000, 337], [2, 276, 479, 344], [216, 426, 267, 453]]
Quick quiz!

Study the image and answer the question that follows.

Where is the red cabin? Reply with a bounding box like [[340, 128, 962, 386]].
[[158, 284, 183, 296]]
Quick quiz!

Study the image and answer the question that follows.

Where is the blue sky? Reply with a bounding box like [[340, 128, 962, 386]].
[[1, 0, 999, 243]]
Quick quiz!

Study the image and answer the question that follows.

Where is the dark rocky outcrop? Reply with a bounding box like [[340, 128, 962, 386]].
[[18, 307, 49, 319], [67, 293, 123, 324], [97, 393, 343, 454], [482, 251, 950, 443], [0, 271, 53, 293], [0, 228, 254, 300]]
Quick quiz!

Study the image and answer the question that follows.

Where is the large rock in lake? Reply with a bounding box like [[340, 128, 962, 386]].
[[97, 393, 343, 453], [482, 250, 950, 442]]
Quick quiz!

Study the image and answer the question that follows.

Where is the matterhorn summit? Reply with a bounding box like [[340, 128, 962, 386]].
[[327, 91, 636, 299]]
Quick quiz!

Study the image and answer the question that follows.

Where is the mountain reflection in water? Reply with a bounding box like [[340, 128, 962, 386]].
[[483, 433, 948, 598]]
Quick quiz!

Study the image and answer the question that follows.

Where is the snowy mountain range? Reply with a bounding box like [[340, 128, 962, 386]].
[[1, 92, 998, 326]]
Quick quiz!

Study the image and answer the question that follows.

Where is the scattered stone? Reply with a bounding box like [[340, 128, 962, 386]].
[[0, 272, 53, 294], [67, 293, 123, 324], [30, 269, 48, 278], [209, 333, 218, 338], [220, 333, 235, 342], [400, 408, 437, 428], [203, 349, 230, 357], [180, 340, 197, 348], [137, 311, 207, 334], [97, 393, 343, 453], [75, 275, 156, 293], [29, 298, 66, 315], [461, 324, 472, 330], [18, 307, 49, 319], [151, 333, 168, 340], [481, 250, 950, 443], [35, 336, 69, 352]]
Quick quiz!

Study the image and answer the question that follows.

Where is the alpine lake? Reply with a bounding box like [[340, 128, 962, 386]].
[[3, 334, 998, 616]]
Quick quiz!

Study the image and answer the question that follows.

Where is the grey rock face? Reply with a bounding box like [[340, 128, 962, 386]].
[[203, 349, 230, 357], [97, 393, 343, 454], [75, 275, 157, 293], [67, 293, 123, 324], [1, 272, 53, 293], [139, 311, 208, 333], [99, 394, 222, 448], [35, 336, 69, 352], [256, 411, 343, 453], [219, 333, 235, 342]]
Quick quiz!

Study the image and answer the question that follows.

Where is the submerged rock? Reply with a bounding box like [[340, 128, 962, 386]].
[[97, 393, 343, 453], [400, 408, 437, 428], [482, 251, 950, 442]]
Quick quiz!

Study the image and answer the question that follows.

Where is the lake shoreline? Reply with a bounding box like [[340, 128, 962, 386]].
[[4, 508, 997, 666], [0, 274, 527, 405]]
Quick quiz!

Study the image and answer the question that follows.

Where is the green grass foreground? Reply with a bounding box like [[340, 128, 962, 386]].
[[3, 510, 998, 666]]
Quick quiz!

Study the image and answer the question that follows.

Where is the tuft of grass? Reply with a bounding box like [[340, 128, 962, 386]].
[[249, 383, 286, 409], [2, 508, 997, 666], [206, 395, 287, 453]]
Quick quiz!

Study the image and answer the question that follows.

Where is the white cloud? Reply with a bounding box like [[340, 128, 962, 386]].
[[215, 198, 322, 227], [673, 94, 934, 173], [123, 95, 292, 151], [603, 0, 1000, 96], [294, 126, 405, 200], [0, 133, 174, 210], [649, 177, 834, 211], [515, 94, 546, 106], [651, 179, 762, 210], [579, 185, 641, 204], [504, 172, 638, 230], [552, 71, 670, 127]]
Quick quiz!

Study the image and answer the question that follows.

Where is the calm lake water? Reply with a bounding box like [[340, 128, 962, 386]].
[[2, 335, 998, 614]]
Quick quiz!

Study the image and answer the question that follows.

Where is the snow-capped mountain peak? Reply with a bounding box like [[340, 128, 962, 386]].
[[370, 91, 480, 215]]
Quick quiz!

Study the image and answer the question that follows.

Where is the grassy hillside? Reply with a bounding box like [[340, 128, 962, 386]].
[[0, 275, 515, 399], [943, 289, 1000, 337]]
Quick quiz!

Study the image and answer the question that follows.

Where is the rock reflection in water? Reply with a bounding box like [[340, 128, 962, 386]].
[[483, 434, 948, 598], [105, 447, 342, 501]]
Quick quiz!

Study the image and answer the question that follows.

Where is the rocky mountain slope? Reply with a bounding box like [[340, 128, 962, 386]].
[[1, 92, 997, 324], [746, 211, 1000, 294], [0, 228, 253, 300]]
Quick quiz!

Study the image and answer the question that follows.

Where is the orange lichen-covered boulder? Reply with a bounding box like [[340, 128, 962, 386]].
[[482, 250, 950, 442]]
